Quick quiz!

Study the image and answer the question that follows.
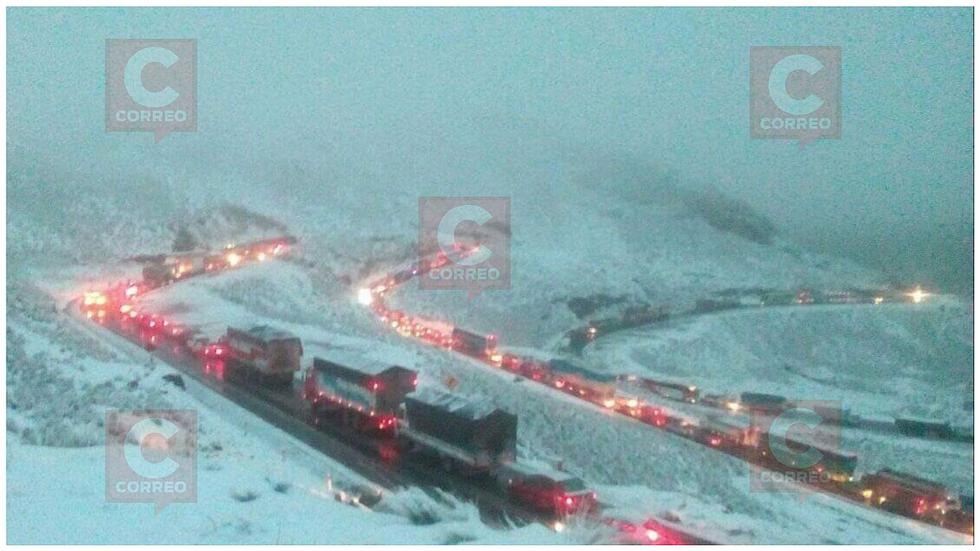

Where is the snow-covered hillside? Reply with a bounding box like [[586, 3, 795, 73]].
[[6, 279, 573, 544], [55, 257, 963, 544], [7, 135, 973, 543]]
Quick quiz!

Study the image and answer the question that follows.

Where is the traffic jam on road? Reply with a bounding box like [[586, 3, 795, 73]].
[[76, 236, 973, 542], [355, 249, 974, 538], [78, 236, 700, 545]]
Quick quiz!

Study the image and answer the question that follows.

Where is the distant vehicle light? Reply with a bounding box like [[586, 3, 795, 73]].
[[907, 286, 930, 304], [357, 288, 374, 305], [603, 399, 616, 409], [83, 292, 106, 306], [645, 529, 660, 542], [226, 252, 242, 267]]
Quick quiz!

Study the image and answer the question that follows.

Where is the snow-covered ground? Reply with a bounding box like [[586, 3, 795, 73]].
[[6, 279, 569, 544], [52, 256, 966, 544], [582, 301, 974, 496], [6, 129, 971, 544], [587, 302, 972, 425]]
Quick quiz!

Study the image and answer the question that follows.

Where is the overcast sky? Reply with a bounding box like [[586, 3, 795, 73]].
[[8, 8, 974, 293]]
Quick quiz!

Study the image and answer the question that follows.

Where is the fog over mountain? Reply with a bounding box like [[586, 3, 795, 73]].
[[7, 7, 973, 293]]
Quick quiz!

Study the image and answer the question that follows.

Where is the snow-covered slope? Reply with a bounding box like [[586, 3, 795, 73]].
[[81, 260, 967, 544], [6, 127, 970, 545], [590, 302, 973, 424], [5, 280, 569, 544]]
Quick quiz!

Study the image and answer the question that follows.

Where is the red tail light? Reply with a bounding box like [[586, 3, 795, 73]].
[[914, 497, 927, 515]]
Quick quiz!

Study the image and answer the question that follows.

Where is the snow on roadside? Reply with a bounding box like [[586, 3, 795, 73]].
[[6, 279, 565, 544], [110, 260, 969, 544]]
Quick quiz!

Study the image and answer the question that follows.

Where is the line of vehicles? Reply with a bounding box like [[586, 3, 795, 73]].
[[141, 236, 297, 287], [696, 391, 974, 443], [80, 238, 689, 542], [78, 234, 969, 541], [301, 351, 599, 520], [565, 287, 937, 353], [359, 257, 974, 537]]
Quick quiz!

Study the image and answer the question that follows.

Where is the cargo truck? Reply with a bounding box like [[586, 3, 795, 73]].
[[304, 355, 417, 434], [225, 326, 303, 385], [402, 390, 517, 473]]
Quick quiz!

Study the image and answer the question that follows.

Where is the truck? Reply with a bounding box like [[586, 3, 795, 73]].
[[451, 328, 497, 358], [142, 253, 208, 287], [895, 417, 954, 439], [702, 414, 762, 448], [548, 359, 617, 406], [635, 377, 699, 403], [171, 253, 206, 279], [495, 462, 598, 518], [764, 433, 858, 483], [739, 392, 788, 414], [225, 326, 303, 385], [861, 469, 956, 518], [246, 236, 297, 260], [622, 305, 670, 325], [142, 261, 179, 288], [694, 299, 740, 314], [304, 355, 417, 434], [402, 390, 517, 473]]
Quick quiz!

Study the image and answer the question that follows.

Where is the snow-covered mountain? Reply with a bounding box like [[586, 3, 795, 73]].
[[6, 7, 972, 543]]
